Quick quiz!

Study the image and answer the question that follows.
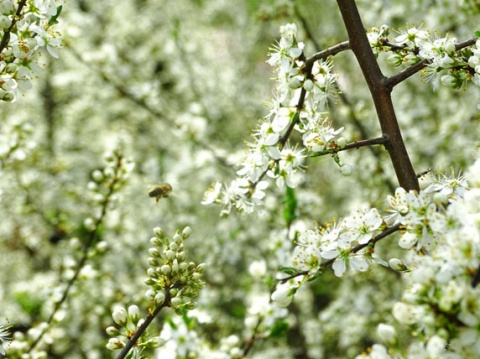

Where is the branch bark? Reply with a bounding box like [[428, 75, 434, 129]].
[[336, 0, 419, 191]]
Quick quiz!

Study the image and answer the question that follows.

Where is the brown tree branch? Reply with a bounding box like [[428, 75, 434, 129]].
[[307, 41, 350, 63], [336, 0, 419, 191]]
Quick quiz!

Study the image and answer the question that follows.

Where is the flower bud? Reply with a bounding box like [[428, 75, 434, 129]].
[[154, 291, 166, 305], [145, 289, 155, 301], [128, 305, 140, 322], [165, 250, 176, 261], [154, 227, 164, 238], [171, 297, 182, 307], [182, 226, 192, 237], [388, 258, 407, 271], [377, 323, 396, 344], [148, 257, 159, 266], [230, 347, 243, 358], [288, 76, 303, 89], [196, 263, 206, 273], [106, 337, 124, 350], [105, 326, 118, 336], [112, 307, 127, 325], [92, 169, 104, 182], [173, 233, 182, 243], [83, 217, 96, 231], [5, 62, 16, 73], [340, 164, 352, 176], [303, 79, 314, 91], [161, 264, 171, 275], [150, 336, 166, 348], [150, 237, 160, 246], [177, 251, 186, 261], [148, 248, 161, 257], [337, 137, 347, 149], [271, 285, 294, 307]]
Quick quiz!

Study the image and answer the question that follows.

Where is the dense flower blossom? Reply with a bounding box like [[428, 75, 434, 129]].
[[2, 2, 480, 358], [368, 24, 480, 94], [203, 23, 342, 214], [0, 0, 63, 101]]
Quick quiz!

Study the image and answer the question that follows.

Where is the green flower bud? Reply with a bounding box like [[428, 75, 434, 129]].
[[105, 326, 118, 336], [128, 305, 140, 322], [161, 264, 171, 275], [154, 291, 166, 305], [151, 336, 166, 348], [182, 226, 192, 238], [173, 233, 182, 243], [112, 307, 127, 325], [171, 297, 182, 307], [154, 227, 164, 238]]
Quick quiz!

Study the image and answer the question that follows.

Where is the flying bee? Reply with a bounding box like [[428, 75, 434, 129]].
[[416, 169, 432, 178], [148, 183, 172, 202]]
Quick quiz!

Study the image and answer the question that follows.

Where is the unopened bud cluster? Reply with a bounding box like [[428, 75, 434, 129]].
[[144, 226, 205, 313], [84, 149, 135, 231], [106, 305, 166, 352]]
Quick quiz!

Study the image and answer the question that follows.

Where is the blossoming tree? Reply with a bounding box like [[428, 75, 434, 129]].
[[1, 0, 479, 358]]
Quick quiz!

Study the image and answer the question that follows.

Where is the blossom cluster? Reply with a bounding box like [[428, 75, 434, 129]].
[[0, 0, 63, 102], [271, 159, 480, 357], [371, 166, 480, 358], [203, 24, 344, 215], [368, 25, 480, 97], [296, 208, 384, 277]]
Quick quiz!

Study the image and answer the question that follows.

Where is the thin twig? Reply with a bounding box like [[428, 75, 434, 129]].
[[306, 41, 350, 64], [310, 137, 386, 157], [28, 155, 124, 352], [242, 317, 264, 357], [336, 0, 419, 191]]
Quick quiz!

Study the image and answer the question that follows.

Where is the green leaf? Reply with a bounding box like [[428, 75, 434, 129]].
[[475, 30, 480, 38], [269, 319, 289, 338], [14, 291, 43, 316], [283, 186, 297, 226], [278, 266, 298, 275], [307, 271, 322, 282], [48, 5, 63, 26]]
